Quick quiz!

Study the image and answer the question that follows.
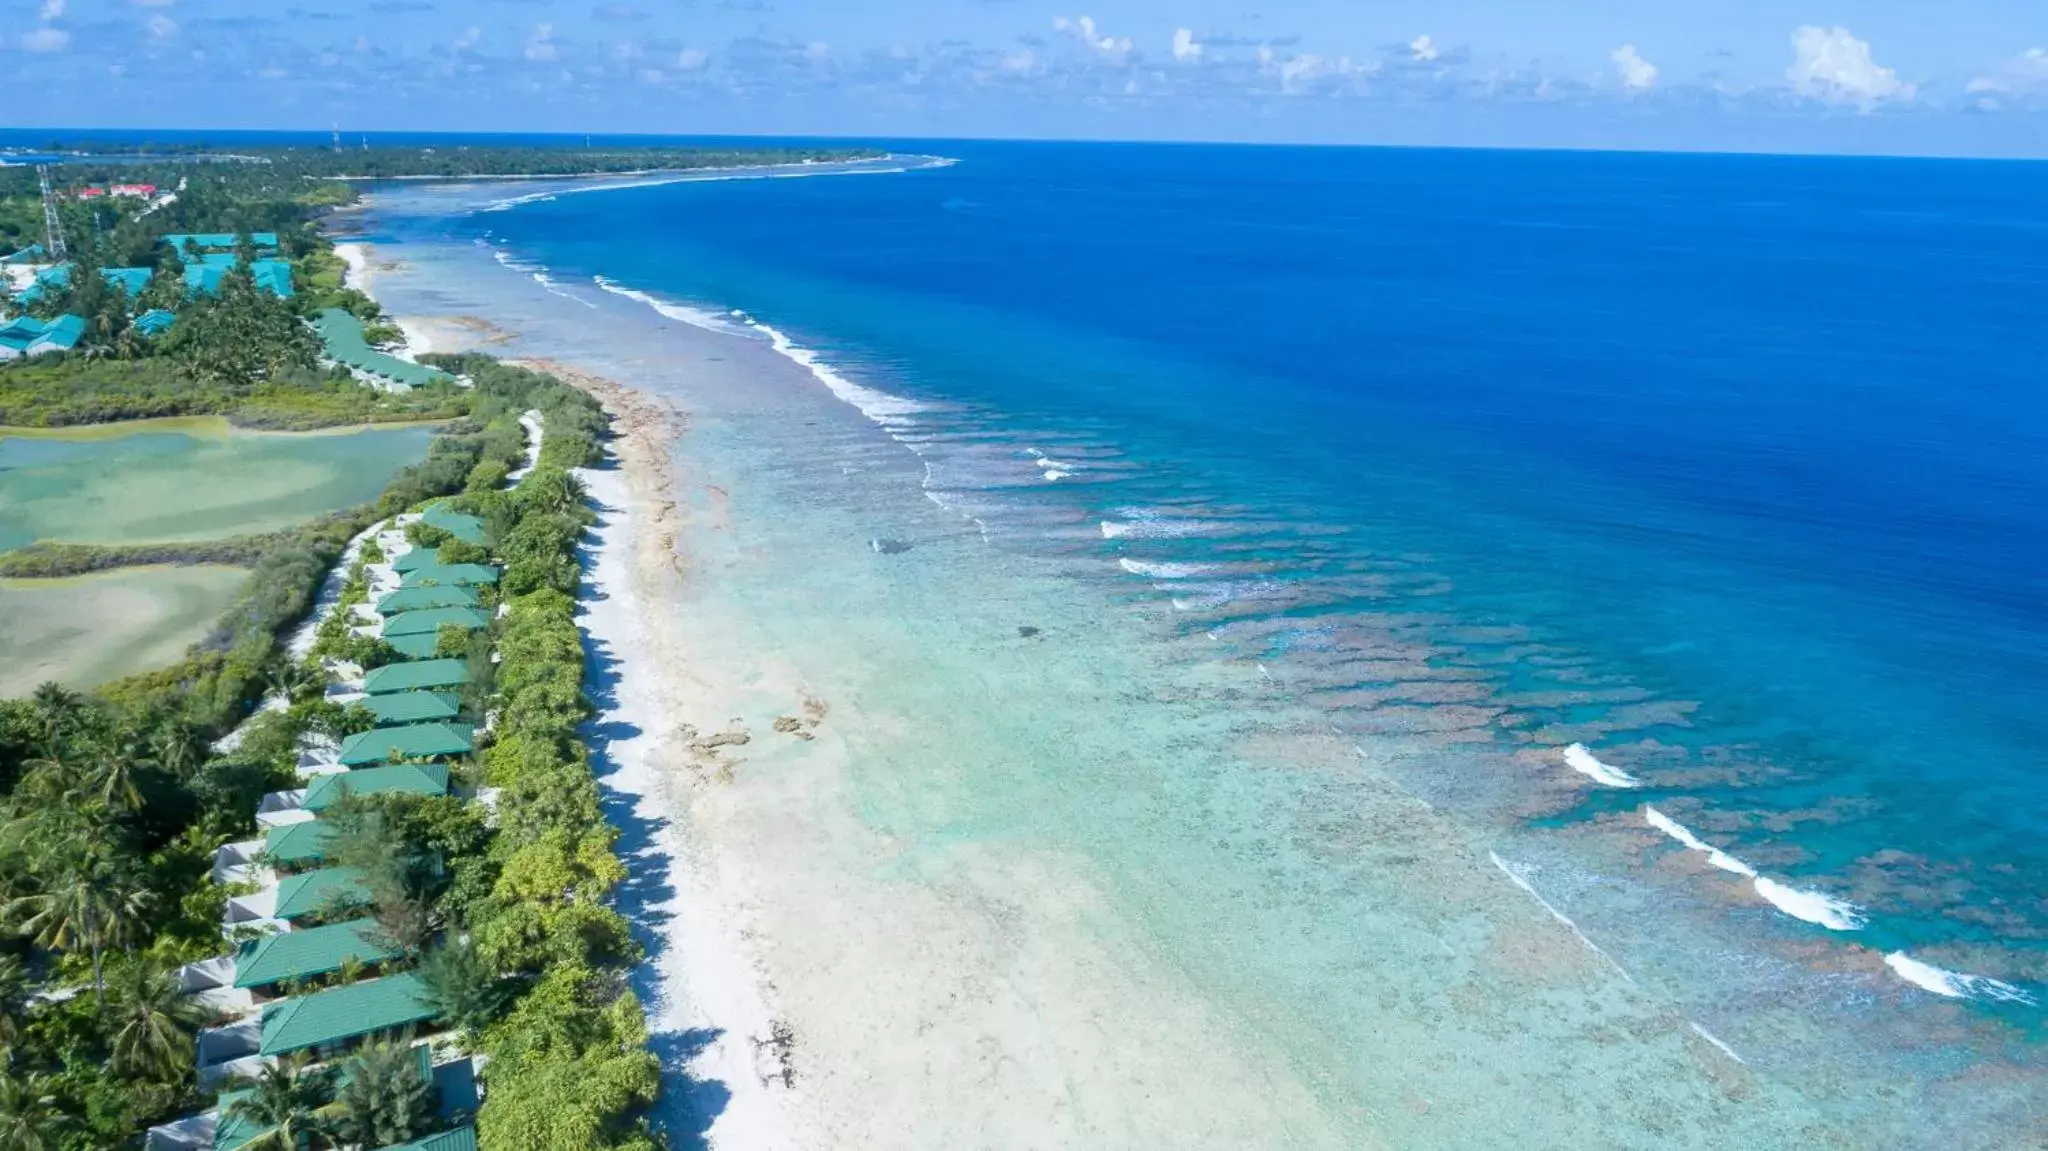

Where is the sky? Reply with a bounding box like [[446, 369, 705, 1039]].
[[10, 0, 2048, 156]]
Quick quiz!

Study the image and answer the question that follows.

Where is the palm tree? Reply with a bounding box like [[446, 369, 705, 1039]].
[[331, 1037, 434, 1148], [106, 959, 208, 1080], [24, 683, 82, 756], [0, 1071, 71, 1151], [225, 1057, 330, 1151], [143, 712, 207, 781], [4, 855, 152, 1004], [415, 939, 511, 1037], [0, 955, 28, 1056], [521, 467, 588, 515]]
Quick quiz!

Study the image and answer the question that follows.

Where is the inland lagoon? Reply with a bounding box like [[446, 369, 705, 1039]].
[[0, 565, 249, 694], [0, 417, 436, 551]]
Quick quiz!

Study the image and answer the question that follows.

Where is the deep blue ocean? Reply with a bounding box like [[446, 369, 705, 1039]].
[[477, 141, 2048, 996], [333, 140, 2048, 1138]]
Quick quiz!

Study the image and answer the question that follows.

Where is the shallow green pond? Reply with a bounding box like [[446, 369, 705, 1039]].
[[0, 417, 435, 551], [0, 565, 249, 693]]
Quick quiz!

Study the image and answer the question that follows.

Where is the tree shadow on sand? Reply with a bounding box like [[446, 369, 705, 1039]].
[[578, 500, 732, 1150]]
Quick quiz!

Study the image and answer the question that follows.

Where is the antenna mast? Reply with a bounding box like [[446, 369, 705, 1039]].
[[35, 165, 67, 261], [332, 122, 343, 153]]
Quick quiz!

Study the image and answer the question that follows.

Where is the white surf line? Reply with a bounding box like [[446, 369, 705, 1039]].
[[1688, 1021, 1747, 1065], [1641, 805, 1867, 932], [1562, 742, 1642, 788], [1883, 951, 2036, 1005], [1487, 851, 1635, 985], [478, 154, 953, 212]]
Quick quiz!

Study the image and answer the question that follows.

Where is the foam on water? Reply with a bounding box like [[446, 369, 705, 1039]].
[[594, 275, 753, 336], [477, 154, 952, 213], [1883, 952, 2036, 1004], [1561, 743, 1643, 788], [1117, 558, 1218, 579], [1642, 806, 1757, 876], [1689, 1022, 1747, 1065], [1751, 877, 1867, 932], [1024, 449, 1075, 482], [492, 248, 597, 308], [1099, 507, 1225, 540], [1487, 852, 1634, 984]]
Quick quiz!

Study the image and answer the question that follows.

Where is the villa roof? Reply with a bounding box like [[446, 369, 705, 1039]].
[[382, 606, 491, 638], [183, 257, 293, 300], [352, 690, 462, 726], [271, 866, 370, 921], [258, 972, 437, 1057], [398, 564, 500, 589], [391, 547, 443, 574], [378, 1128, 478, 1151], [264, 819, 335, 867], [215, 1046, 433, 1150], [0, 313, 85, 353], [161, 231, 279, 252], [133, 308, 176, 336], [311, 307, 454, 390], [361, 659, 470, 695], [420, 505, 488, 545], [385, 633, 448, 660], [303, 762, 451, 811], [233, 918, 399, 990], [375, 586, 479, 616], [336, 722, 474, 767]]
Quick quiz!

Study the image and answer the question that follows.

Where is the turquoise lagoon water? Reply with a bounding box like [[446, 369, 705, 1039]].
[[356, 145, 2048, 1145]]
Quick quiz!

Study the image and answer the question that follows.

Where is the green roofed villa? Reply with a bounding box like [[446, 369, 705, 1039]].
[[398, 564, 500, 589], [421, 504, 488, 545], [361, 659, 470, 695], [337, 722, 475, 767], [213, 1045, 435, 1151], [312, 307, 455, 390], [133, 308, 176, 337], [352, 689, 463, 726], [264, 819, 335, 869], [303, 762, 451, 811], [375, 585, 479, 616], [391, 548, 443, 575], [271, 866, 370, 922], [161, 232, 279, 252], [382, 606, 491, 638], [233, 918, 401, 991], [258, 972, 438, 1058], [0, 313, 85, 359]]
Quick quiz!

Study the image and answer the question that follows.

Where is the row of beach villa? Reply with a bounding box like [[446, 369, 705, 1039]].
[[0, 232, 288, 359], [147, 497, 511, 1150]]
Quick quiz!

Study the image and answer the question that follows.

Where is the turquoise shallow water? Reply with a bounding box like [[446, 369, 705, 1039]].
[[0, 423, 435, 551], [355, 148, 2048, 1146]]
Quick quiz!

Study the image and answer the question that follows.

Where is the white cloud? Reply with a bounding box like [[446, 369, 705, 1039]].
[[353, 34, 372, 54], [145, 12, 176, 38], [803, 40, 829, 62], [1053, 15, 1131, 59], [132, 0, 175, 7], [21, 27, 68, 52], [1409, 35, 1437, 63], [1171, 28, 1201, 63], [258, 65, 289, 80], [1966, 47, 2048, 96], [1001, 46, 1036, 73], [1787, 25, 1910, 106], [524, 22, 557, 62], [38, 0, 63, 21], [453, 26, 481, 51], [1611, 44, 1656, 90], [675, 47, 708, 71]]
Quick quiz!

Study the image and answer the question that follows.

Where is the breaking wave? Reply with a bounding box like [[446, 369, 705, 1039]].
[[1883, 952, 2035, 1004], [1561, 743, 1642, 788], [1643, 806, 1865, 931]]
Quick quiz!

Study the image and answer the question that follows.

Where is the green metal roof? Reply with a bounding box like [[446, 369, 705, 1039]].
[[311, 308, 454, 390], [420, 505, 488, 546], [375, 586, 479, 616], [303, 762, 451, 811], [385, 633, 445, 660], [271, 866, 370, 921], [352, 690, 462, 726], [161, 232, 279, 251], [264, 820, 336, 867], [391, 548, 442, 574], [215, 1046, 433, 1150], [233, 918, 400, 990], [361, 659, 471, 695], [376, 1127, 478, 1151], [337, 723, 474, 767], [398, 564, 500, 589], [382, 606, 491, 638], [258, 972, 437, 1057]]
